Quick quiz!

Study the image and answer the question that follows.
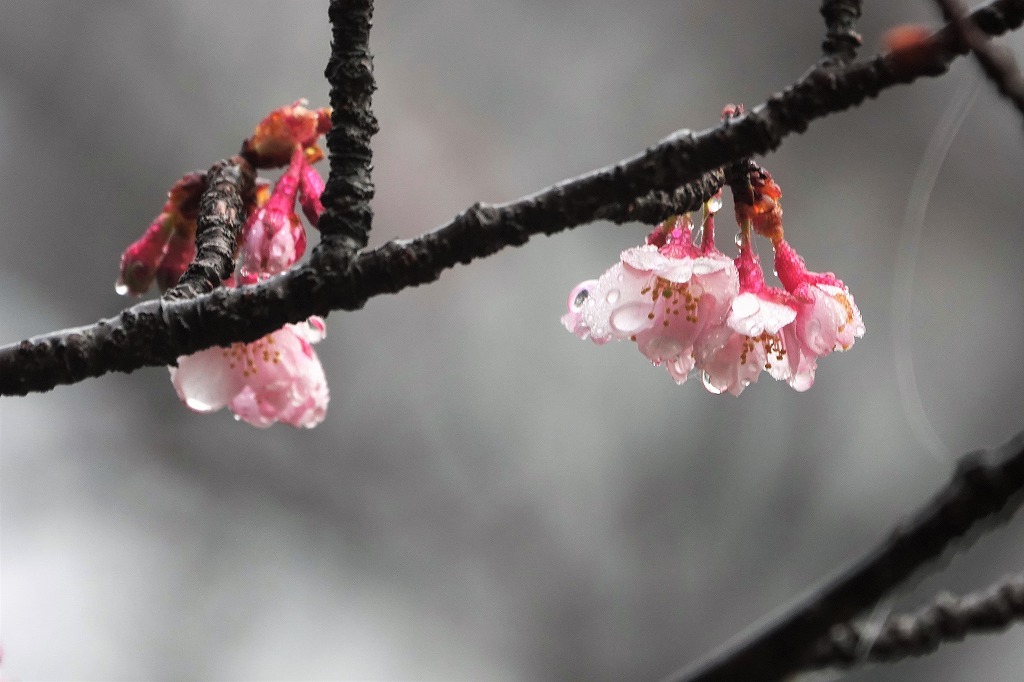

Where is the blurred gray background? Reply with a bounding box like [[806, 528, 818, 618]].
[[1, 1, 1023, 680]]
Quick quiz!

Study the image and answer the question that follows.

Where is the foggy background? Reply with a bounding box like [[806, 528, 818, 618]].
[[1, 1, 1023, 680]]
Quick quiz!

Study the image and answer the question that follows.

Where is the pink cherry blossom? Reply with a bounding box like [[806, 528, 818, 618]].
[[562, 213, 739, 384], [693, 241, 796, 395], [239, 147, 308, 277], [169, 317, 329, 428], [773, 238, 864, 390]]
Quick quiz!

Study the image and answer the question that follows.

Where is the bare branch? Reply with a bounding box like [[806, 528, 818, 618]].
[[803, 572, 1024, 670], [2, 0, 1023, 397], [163, 156, 255, 301], [936, 0, 1024, 123], [318, 0, 378, 251], [592, 170, 724, 225], [659, 431, 1024, 682], [820, 0, 864, 66]]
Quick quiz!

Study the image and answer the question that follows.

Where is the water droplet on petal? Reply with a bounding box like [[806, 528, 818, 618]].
[[610, 302, 652, 334], [605, 288, 620, 304], [114, 280, 129, 296], [734, 233, 743, 247], [184, 396, 216, 412], [567, 280, 596, 312], [701, 371, 724, 394], [731, 293, 760, 317]]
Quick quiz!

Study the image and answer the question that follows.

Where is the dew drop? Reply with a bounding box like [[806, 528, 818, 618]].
[[605, 288, 620, 304], [114, 280, 130, 296], [734, 233, 743, 247], [731, 293, 760, 317], [184, 396, 216, 412], [701, 371, 724, 394], [610, 302, 652, 334]]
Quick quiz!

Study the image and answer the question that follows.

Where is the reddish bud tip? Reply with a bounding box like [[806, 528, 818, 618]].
[[884, 24, 935, 74], [722, 104, 744, 120]]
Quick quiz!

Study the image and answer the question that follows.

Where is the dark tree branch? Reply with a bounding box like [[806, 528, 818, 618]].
[[660, 431, 1024, 682], [803, 572, 1024, 670], [2, 0, 1024, 397], [317, 0, 378, 251], [820, 0, 864, 66], [592, 170, 724, 225], [936, 0, 1024, 122], [163, 156, 255, 301]]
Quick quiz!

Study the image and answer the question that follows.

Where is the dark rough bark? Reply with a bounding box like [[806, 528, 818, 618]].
[[820, 0, 863, 66], [804, 573, 1024, 669], [592, 170, 724, 225], [2, 0, 1024, 397], [662, 431, 1024, 682], [163, 156, 255, 301], [317, 0, 378, 252]]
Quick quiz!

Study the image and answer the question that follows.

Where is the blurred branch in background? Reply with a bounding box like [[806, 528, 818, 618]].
[[935, 0, 1024, 122], [820, 0, 864, 67], [664, 431, 1024, 681], [804, 572, 1024, 670]]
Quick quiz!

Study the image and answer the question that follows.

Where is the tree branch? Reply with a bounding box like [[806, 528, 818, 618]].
[[803, 572, 1024, 670], [163, 156, 255, 301], [820, 0, 864, 66], [317, 0, 378, 252], [936, 0, 1024, 122], [660, 431, 1024, 682], [2, 0, 1023, 397], [592, 170, 724, 225]]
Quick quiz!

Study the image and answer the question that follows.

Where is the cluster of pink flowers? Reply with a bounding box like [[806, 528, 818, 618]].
[[117, 100, 332, 427], [563, 193, 863, 395]]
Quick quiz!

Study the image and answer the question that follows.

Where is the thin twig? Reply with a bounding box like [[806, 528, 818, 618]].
[[317, 0, 378, 251], [1, 0, 1023, 397], [803, 572, 1024, 669], [935, 0, 1024, 122], [820, 0, 864, 66], [163, 156, 255, 301], [659, 431, 1024, 682]]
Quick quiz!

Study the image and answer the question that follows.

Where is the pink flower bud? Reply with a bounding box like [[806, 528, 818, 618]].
[[242, 99, 332, 168], [155, 226, 197, 292], [239, 148, 307, 277], [298, 161, 325, 227], [116, 172, 204, 296], [116, 212, 173, 295]]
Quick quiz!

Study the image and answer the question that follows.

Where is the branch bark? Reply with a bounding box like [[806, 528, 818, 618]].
[[660, 431, 1024, 682], [803, 572, 1024, 670], [820, 0, 864, 66], [163, 156, 255, 301], [2, 0, 1023, 397], [317, 0, 378, 252]]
